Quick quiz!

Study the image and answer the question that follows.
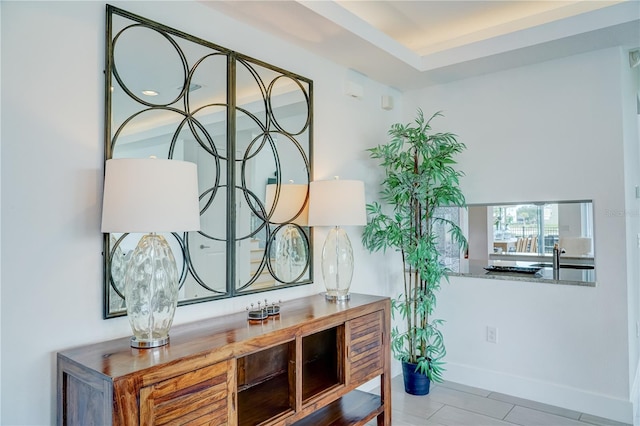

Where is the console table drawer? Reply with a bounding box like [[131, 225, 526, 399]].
[[140, 360, 234, 425], [347, 310, 384, 384]]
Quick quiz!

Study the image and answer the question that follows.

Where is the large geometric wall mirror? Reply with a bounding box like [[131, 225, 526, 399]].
[[104, 5, 313, 318]]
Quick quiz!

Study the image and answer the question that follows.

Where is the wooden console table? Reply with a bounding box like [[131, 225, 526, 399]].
[[57, 293, 391, 425]]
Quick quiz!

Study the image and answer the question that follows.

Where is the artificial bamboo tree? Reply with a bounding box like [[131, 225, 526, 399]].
[[362, 109, 467, 387]]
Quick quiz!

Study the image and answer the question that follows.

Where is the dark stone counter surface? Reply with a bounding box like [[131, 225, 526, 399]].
[[450, 258, 595, 287]]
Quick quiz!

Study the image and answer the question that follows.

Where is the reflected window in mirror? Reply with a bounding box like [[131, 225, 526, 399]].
[[104, 6, 313, 318]]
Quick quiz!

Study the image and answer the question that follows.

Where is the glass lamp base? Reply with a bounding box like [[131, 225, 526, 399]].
[[274, 224, 308, 283], [325, 292, 350, 302], [321, 226, 354, 301], [130, 335, 170, 348], [124, 233, 179, 350]]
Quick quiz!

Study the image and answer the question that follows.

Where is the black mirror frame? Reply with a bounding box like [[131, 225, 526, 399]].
[[103, 5, 313, 318]]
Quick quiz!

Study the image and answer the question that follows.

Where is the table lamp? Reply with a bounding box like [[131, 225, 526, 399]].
[[101, 158, 200, 348], [265, 182, 309, 282], [308, 177, 366, 301]]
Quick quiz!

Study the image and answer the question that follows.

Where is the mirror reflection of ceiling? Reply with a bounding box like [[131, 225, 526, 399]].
[[202, 0, 639, 90], [111, 24, 303, 138]]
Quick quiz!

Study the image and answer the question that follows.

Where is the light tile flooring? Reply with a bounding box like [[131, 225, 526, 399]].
[[367, 376, 632, 426]]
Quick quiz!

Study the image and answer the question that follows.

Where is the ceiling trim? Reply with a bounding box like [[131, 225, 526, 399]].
[[298, 0, 423, 70], [200, 0, 640, 90], [420, 1, 640, 71], [300, 1, 640, 73]]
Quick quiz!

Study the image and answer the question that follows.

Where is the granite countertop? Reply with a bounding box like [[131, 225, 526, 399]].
[[450, 258, 595, 287]]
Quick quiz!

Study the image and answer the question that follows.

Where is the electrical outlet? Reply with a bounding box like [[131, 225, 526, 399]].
[[487, 326, 498, 343]]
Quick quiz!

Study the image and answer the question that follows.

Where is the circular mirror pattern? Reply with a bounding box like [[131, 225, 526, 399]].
[[105, 8, 312, 318]]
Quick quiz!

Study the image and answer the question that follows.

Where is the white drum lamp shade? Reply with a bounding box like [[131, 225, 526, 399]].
[[101, 158, 201, 233], [308, 178, 366, 301], [101, 158, 200, 348], [264, 183, 308, 225]]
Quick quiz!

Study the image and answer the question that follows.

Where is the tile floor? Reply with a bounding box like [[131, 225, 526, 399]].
[[367, 375, 632, 426]]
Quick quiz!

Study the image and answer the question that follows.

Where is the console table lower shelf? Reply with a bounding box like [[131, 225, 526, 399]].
[[293, 390, 384, 426], [57, 293, 392, 425]]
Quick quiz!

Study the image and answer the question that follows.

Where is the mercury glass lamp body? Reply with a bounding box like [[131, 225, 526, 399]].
[[321, 226, 354, 301], [274, 224, 307, 283], [124, 233, 179, 348]]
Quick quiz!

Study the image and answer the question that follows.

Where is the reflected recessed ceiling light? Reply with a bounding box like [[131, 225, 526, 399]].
[[142, 90, 159, 96]]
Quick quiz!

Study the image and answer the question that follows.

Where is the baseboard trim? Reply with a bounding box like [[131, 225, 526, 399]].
[[443, 361, 633, 424]]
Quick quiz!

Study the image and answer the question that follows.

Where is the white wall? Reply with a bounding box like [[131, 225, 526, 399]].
[[623, 51, 640, 425], [405, 47, 638, 423], [3, 2, 637, 425], [0, 2, 401, 424]]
